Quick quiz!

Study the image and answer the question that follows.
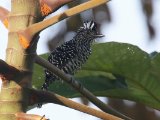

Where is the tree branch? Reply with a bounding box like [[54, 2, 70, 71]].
[[35, 55, 133, 120], [40, 0, 74, 16], [0, 6, 9, 28], [28, 88, 122, 120], [18, 0, 109, 48], [15, 112, 48, 120], [0, 59, 20, 80]]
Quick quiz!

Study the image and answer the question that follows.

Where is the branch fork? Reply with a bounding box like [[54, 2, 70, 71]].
[[18, 0, 109, 49]]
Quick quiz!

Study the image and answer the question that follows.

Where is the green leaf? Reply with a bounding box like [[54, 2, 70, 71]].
[[32, 42, 160, 110]]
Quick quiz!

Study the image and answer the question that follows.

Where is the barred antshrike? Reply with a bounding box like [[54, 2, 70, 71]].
[[42, 21, 104, 91]]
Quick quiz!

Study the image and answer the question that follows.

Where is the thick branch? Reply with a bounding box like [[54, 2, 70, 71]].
[[28, 88, 122, 120], [18, 0, 109, 48], [0, 6, 9, 28], [35, 56, 133, 120]]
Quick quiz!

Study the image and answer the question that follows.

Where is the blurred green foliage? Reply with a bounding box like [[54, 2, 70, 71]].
[[33, 42, 160, 110]]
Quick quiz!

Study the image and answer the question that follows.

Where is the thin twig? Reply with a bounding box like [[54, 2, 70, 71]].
[[29, 88, 123, 120], [35, 55, 133, 120], [40, 115, 45, 120], [15, 112, 48, 120]]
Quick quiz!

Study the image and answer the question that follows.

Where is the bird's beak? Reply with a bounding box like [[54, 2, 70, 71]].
[[94, 34, 105, 38]]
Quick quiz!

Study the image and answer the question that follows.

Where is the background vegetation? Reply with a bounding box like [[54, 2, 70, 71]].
[[0, 0, 160, 120]]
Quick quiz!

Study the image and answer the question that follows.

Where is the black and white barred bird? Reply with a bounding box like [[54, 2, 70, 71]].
[[42, 21, 104, 90]]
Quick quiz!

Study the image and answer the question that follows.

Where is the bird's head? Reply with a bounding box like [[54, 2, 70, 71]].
[[77, 21, 104, 40]]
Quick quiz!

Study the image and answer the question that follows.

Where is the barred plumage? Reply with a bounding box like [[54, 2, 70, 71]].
[[42, 21, 104, 90]]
